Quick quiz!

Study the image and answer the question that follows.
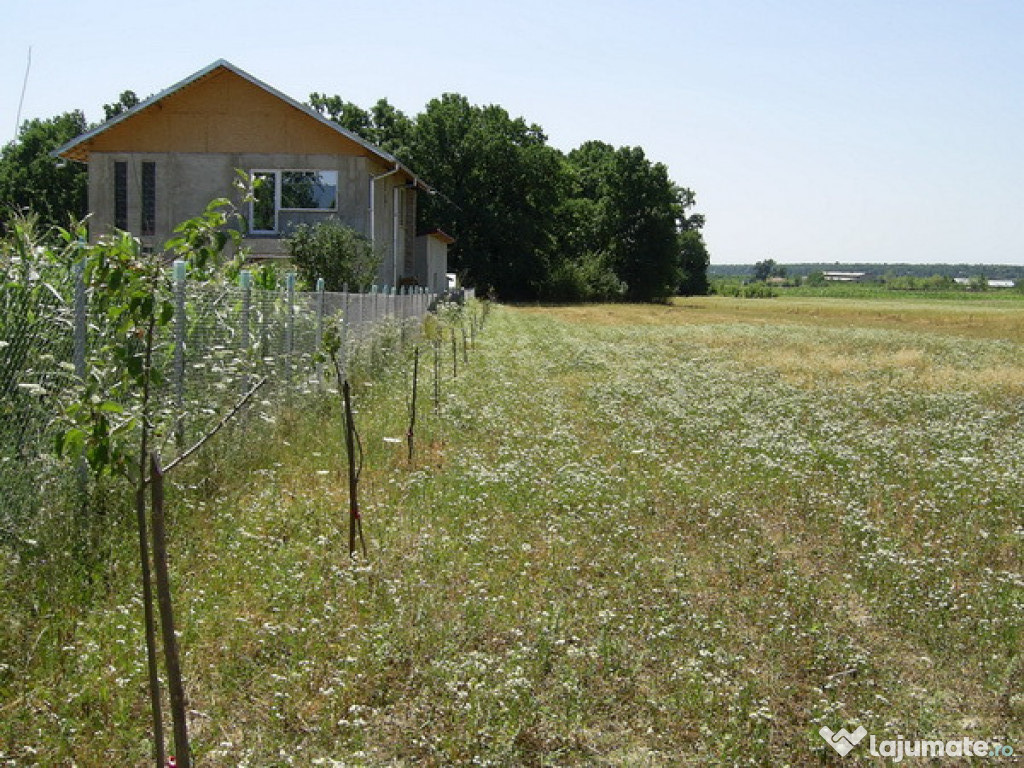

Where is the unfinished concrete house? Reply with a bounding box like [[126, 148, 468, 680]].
[[55, 59, 446, 290]]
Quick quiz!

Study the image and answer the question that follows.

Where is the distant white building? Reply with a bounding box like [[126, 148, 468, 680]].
[[823, 271, 867, 282], [953, 277, 1016, 288]]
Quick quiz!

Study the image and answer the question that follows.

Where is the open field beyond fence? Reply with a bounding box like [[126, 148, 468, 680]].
[[2, 295, 1021, 766]]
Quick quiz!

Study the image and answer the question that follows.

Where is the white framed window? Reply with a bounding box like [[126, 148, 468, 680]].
[[249, 169, 339, 234]]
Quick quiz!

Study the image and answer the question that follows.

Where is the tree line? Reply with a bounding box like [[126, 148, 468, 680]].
[[1, 88, 709, 302], [711, 261, 1024, 281]]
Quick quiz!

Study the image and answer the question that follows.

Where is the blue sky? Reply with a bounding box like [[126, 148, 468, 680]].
[[3, 0, 1023, 265]]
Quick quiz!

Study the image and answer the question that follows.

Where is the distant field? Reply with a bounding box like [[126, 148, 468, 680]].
[[776, 283, 1024, 302], [2, 295, 1021, 765]]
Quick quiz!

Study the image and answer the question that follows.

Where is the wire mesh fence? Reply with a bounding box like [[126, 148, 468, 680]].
[[0, 262, 436, 543], [0, 262, 79, 540]]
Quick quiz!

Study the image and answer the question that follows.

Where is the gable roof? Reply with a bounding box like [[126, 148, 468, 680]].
[[54, 59, 429, 191]]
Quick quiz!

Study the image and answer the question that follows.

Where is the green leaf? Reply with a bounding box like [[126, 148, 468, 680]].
[[56, 427, 85, 459], [125, 354, 143, 380], [159, 300, 174, 326]]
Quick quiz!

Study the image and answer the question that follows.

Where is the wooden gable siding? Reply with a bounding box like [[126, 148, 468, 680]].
[[76, 68, 368, 158]]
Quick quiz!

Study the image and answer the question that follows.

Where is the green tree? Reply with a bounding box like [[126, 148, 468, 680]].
[[805, 270, 827, 287], [410, 94, 567, 300], [309, 93, 373, 136], [309, 94, 414, 159], [286, 218, 380, 291], [102, 90, 141, 121], [564, 141, 694, 301], [368, 99, 415, 159], [315, 90, 710, 302], [752, 258, 785, 282], [678, 229, 710, 295], [0, 111, 88, 234]]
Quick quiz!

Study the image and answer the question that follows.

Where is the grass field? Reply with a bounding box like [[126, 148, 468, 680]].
[[2, 295, 1021, 766]]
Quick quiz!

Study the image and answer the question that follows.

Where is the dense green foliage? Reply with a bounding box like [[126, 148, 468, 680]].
[[308, 93, 415, 161], [751, 257, 787, 282], [286, 218, 380, 291], [0, 112, 89, 233], [561, 141, 690, 302], [410, 95, 567, 301], [310, 93, 710, 302], [102, 90, 141, 122]]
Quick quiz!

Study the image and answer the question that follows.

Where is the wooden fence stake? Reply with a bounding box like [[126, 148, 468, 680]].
[[150, 452, 191, 768], [342, 379, 366, 558], [135, 479, 165, 768]]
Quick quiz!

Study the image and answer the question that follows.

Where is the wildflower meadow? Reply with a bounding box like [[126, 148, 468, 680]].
[[2, 295, 1021, 765]]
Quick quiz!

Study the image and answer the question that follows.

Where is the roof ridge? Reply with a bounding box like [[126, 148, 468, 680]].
[[52, 59, 430, 191]]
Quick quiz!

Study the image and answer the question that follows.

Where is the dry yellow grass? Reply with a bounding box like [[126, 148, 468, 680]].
[[529, 296, 1024, 341], [526, 296, 1024, 397]]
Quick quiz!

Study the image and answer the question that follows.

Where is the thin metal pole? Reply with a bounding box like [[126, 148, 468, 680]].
[[341, 284, 350, 380], [73, 257, 88, 498], [172, 260, 186, 447], [240, 270, 252, 394], [315, 277, 325, 386], [285, 272, 295, 387]]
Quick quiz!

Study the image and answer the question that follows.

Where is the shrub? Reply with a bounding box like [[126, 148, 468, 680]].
[[286, 219, 380, 291], [547, 251, 627, 302], [710, 279, 775, 298]]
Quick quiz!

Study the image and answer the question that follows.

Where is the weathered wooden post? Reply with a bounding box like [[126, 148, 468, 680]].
[[342, 379, 365, 558], [150, 452, 191, 768]]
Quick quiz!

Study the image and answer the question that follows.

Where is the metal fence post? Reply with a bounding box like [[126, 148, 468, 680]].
[[354, 285, 362, 345], [260, 277, 271, 361], [73, 257, 89, 497], [173, 260, 187, 447], [399, 285, 407, 349], [285, 272, 296, 388], [315, 277, 325, 386], [73, 259, 87, 380], [340, 283, 350, 381], [240, 270, 252, 394], [369, 286, 379, 369]]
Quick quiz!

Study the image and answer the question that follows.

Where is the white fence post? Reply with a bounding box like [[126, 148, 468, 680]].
[[315, 277, 325, 386]]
